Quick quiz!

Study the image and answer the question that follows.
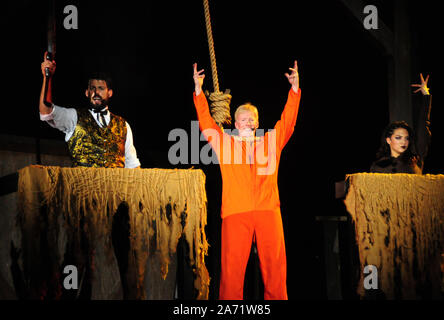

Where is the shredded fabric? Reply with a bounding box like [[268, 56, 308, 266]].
[[17, 165, 209, 299], [344, 173, 444, 299]]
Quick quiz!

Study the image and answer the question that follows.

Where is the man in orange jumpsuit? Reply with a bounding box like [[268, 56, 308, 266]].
[[193, 61, 301, 300]]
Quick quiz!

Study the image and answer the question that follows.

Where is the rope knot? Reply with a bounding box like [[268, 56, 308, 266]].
[[206, 90, 232, 127]]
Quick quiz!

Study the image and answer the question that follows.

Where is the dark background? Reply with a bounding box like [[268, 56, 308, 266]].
[[1, 0, 442, 299]]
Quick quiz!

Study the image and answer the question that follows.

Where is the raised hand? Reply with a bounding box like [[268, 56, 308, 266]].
[[411, 73, 430, 96], [41, 51, 56, 78], [285, 60, 299, 93], [193, 63, 205, 96]]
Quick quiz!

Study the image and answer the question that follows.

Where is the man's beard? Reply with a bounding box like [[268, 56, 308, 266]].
[[89, 97, 109, 111]]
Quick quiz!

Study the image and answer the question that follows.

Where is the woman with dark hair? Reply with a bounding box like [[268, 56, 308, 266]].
[[370, 74, 432, 174]]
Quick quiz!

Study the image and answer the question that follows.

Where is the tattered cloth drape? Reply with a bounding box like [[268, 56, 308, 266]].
[[344, 173, 444, 299], [16, 165, 209, 299]]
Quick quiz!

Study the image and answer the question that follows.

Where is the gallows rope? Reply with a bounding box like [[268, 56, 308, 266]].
[[202, 0, 232, 127]]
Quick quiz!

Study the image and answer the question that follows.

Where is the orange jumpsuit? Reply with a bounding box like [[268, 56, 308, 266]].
[[193, 88, 301, 300]]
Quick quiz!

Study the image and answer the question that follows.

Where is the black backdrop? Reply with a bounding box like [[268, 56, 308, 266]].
[[1, 0, 442, 300]]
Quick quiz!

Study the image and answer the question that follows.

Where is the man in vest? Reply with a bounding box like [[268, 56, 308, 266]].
[[39, 52, 140, 168]]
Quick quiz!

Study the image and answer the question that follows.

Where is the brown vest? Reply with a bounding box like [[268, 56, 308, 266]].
[[67, 109, 126, 168]]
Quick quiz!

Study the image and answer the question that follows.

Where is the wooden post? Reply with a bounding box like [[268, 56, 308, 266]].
[[391, 0, 413, 126], [338, 0, 413, 125]]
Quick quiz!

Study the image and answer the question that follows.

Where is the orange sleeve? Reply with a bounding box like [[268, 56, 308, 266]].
[[274, 88, 302, 150], [193, 91, 224, 154]]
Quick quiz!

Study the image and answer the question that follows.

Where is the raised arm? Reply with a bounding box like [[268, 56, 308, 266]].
[[275, 60, 302, 149], [40, 51, 56, 114], [39, 51, 78, 138], [411, 73, 432, 163], [192, 63, 224, 154], [285, 60, 300, 94], [193, 63, 221, 132]]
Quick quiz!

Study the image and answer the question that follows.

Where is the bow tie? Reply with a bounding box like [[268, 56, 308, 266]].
[[90, 108, 109, 127], [90, 108, 109, 116]]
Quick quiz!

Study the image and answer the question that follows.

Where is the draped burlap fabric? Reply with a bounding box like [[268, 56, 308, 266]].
[[16, 165, 209, 299], [344, 173, 444, 299]]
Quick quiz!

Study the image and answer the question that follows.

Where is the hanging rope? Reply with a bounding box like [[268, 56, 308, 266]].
[[202, 0, 232, 127]]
